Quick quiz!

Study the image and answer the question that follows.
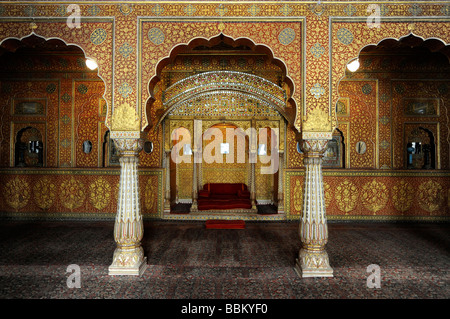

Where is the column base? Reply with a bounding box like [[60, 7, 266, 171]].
[[294, 248, 333, 278], [277, 204, 284, 214], [190, 202, 198, 212], [108, 246, 147, 276], [164, 202, 171, 213], [109, 257, 147, 276]]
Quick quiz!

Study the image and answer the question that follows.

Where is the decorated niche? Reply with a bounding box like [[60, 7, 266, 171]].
[[323, 129, 345, 168], [201, 123, 249, 186], [0, 34, 108, 169], [15, 126, 43, 167], [406, 126, 436, 169], [101, 131, 120, 167]]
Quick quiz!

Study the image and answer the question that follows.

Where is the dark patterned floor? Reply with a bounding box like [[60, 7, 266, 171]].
[[0, 220, 448, 300]]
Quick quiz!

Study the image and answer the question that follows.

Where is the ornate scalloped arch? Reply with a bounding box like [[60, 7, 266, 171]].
[[145, 33, 297, 131], [334, 30, 450, 133], [155, 71, 289, 129], [0, 32, 109, 124]]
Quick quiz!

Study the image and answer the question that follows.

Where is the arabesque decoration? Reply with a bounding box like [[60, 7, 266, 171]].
[[392, 180, 414, 212], [293, 179, 303, 213], [33, 177, 56, 210], [418, 180, 444, 213], [323, 181, 332, 208], [140, 19, 302, 130], [361, 180, 389, 213], [303, 107, 331, 132], [335, 180, 358, 214], [89, 177, 111, 210], [144, 177, 158, 213], [111, 102, 140, 131], [4, 176, 30, 210], [60, 177, 85, 210]]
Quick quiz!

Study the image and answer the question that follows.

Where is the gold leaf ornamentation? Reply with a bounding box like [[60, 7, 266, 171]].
[[392, 180, 414, 212], [4, 177, 30, 210], [89, 177, 111, 210], [144, 178, 158, 213], [361, 180, 388, 213], [111, 102, 140, 131], [324, 181, 332, 208], [33, 177, 56, 210], [418, 180, 443, 213], [60, 177, 85, 210], [302, 107, 331, 132], [335, 180, 358, 213], [293, 179, 303, 213]]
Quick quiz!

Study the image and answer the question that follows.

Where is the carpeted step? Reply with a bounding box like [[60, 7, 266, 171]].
[[205, 219, 245, 229]]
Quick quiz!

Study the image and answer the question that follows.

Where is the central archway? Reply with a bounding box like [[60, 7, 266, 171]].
[[156, 70, 289, 128], [153, 34, 290, 217], [144, 33, 298, 131]]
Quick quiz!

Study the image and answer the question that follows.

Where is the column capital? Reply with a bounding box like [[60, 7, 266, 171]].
[[112, 136, 144, 156], [302, 131, 333, 140], [300, 139, 329, 157]]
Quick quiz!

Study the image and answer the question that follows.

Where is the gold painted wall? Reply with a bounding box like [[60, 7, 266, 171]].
[[0, 1, 448, 220], [286, 169, 449, 220], [0, 46, 107, 168], [0, 169, 163, 218], [337, 48, 449, 170], [201, 124, 249, 187], [167, 119, 283, 202]]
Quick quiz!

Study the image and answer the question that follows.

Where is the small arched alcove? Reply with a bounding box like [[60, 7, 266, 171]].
[[15, 126, 43, 167], [0, 34, 107, 168], [336, 34, 449, 170]]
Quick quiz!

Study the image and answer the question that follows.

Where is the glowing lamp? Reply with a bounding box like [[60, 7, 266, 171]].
[[85, 58, 98, 70], [347, 59, 360, 72]]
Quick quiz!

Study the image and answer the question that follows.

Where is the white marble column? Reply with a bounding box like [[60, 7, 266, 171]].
[[249, 158, 257, 210], [198, 158, 203, 193], [108, 138, 147, 276], [277, 151, 284, 213], [294, 139, 333, 278], [190, 154, 198, 212], [164, 151, 171, 213]]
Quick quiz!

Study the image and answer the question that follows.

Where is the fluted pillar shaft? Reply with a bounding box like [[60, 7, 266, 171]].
[[164, 151, 171, 213], [295, 139, 333, 278], [191, 153, 198, 211], [277, 151, 284, 213], [249, 156, 257, 209], [108, 138, 147, 276]]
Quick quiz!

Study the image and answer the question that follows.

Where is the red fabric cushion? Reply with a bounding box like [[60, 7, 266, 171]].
[[209, 194, 236, 200], [198, 190, 210, 198], [209, 183, 237, 195], [207, 183, 247, 195], [198, 183, 251, 210], [237, 190, 250, 198], [198, 199, 252, 210]]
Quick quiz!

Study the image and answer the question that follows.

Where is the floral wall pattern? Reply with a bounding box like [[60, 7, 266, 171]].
[[0, 1, 448, 220], [286, 170, 449, 220]]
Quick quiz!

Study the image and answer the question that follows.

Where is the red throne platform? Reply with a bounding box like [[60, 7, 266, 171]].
[[205, 219, 245, 229], [197, 183, 252, 211]]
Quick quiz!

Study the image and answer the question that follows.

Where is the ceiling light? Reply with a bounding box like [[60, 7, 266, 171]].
[[85, 58, 98, 70], [347, 59, 360, 72]]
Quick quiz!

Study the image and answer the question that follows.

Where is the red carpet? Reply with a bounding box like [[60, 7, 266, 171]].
[[205, 219, 245, 229]]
